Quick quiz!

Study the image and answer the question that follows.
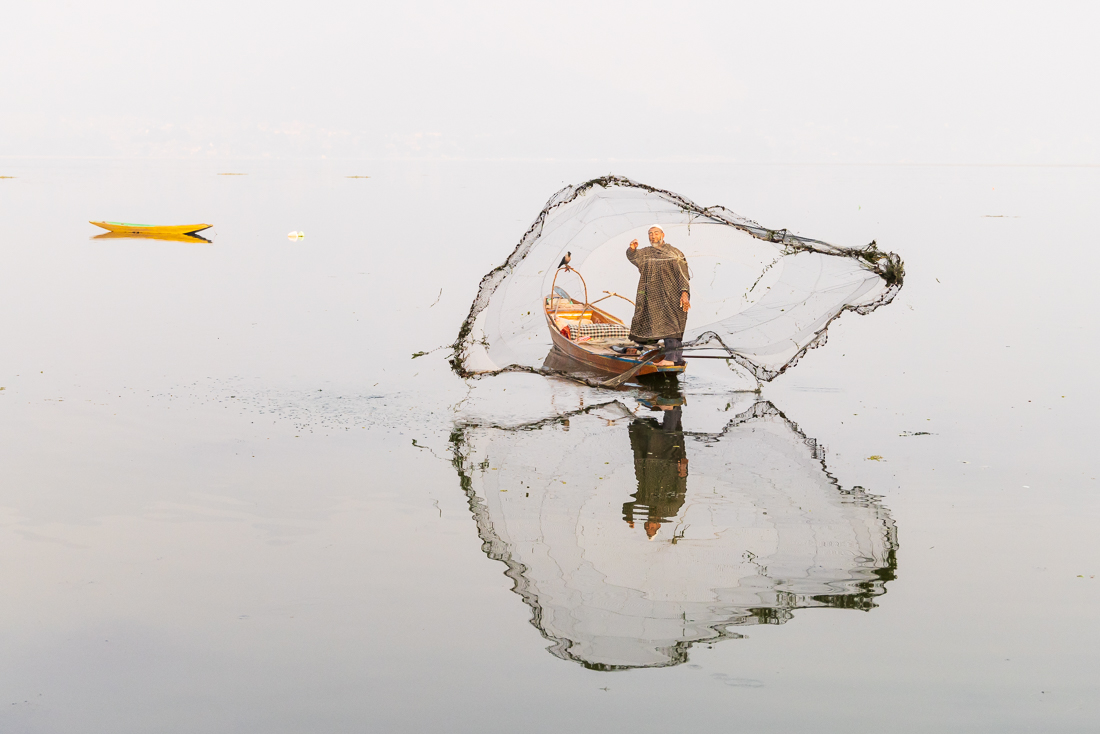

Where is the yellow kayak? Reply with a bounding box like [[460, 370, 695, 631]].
[[90, 220, 212, 236]]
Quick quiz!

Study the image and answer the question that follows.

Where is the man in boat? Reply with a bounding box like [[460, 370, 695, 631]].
[[627, 225, 690, 366]]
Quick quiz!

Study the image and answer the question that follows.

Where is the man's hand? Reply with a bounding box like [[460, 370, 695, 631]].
[[629, 239, 639, 250], [680, 292, 691, 312]]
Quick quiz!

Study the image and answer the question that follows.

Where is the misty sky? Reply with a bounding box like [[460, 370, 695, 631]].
[[3, 0, 1097, 162]]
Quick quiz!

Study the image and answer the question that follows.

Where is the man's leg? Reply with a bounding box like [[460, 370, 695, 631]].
[[663, 337, 683, 365]]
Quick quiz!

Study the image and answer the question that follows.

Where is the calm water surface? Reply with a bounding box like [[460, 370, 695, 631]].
[[1, 159, 1097, 732]]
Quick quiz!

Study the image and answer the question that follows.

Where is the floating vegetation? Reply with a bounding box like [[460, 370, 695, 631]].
[[881, 254, 905, 287], [346, 175, 371, 179]]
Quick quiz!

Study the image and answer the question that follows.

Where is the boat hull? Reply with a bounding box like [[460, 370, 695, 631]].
[[544, 311, 684, 379], [90, 221, 213, 236]]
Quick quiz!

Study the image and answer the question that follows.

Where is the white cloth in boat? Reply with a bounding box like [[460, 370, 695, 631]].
[[567, 322, 631, 342]]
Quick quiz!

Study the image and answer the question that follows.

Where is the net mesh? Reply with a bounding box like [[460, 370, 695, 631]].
[[451, 176, 904, 382], [450, 398, 898, 670], [625, 240, 691, 341]]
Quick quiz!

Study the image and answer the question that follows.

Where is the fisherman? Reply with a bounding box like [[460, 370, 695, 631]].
[[627, 225, 690, 366]]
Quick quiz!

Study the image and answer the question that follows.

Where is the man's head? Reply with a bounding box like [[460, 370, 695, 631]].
[[648, 225, 665, 245]]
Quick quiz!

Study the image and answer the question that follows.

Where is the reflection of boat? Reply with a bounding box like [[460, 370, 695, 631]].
[[91, 231, 213, 244], [540, 347, 680, 387], [90, 221, 212, 236], [544, 265, 684, 379], [452, 397, 898, 670]]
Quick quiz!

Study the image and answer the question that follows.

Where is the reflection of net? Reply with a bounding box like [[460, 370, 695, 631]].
[[452, 176, 904, 382], [451, 400, 898, 670]]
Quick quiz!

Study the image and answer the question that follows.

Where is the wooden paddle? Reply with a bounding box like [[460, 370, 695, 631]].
[[673, 354, 735, 359], [600, 347, 665, 388]]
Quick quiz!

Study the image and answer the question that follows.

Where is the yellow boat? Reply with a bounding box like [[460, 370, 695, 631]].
[[90, 221, 212, 236]]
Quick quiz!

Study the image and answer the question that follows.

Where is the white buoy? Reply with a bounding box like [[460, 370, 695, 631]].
[[287, 231, 305, 240]]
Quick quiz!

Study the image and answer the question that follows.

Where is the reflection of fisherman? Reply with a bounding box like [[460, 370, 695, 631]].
[[627, 225, 691, 367], [623, 402, 688, 539]]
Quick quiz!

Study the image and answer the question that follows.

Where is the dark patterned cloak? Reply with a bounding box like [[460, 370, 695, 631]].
[[626, 242, 690, 341]]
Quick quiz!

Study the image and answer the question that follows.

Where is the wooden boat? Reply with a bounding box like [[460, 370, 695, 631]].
[[90, 221, 212, 236], [545, 265, 684, 379]]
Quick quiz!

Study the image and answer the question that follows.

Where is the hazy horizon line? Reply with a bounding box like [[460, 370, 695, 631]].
[[1, 156, 1098, 168]]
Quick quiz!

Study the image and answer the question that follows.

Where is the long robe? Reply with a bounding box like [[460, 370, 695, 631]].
[[626, 241, 690, 341]]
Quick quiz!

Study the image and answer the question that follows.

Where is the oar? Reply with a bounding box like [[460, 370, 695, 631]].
[[589, 290, 636, 307], [600, 347, 665, 388], [676, 354, 736, 359], [678, 347, 738, 359]]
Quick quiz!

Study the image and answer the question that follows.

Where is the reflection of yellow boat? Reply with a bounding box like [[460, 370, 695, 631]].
[[91, 231, 212, 244], [90, 221, 212, 236]]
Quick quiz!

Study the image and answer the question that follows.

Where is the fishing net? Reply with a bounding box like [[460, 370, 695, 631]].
[[452, 176, 904, 382], [450, 398, 898, 670]]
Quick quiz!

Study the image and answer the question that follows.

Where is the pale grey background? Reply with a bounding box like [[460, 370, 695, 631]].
[[3, 0, 1098, 163], [2, 3, 1099, 732]]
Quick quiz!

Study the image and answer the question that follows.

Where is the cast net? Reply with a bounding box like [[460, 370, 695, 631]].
[[452, 176, 904, 382]]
